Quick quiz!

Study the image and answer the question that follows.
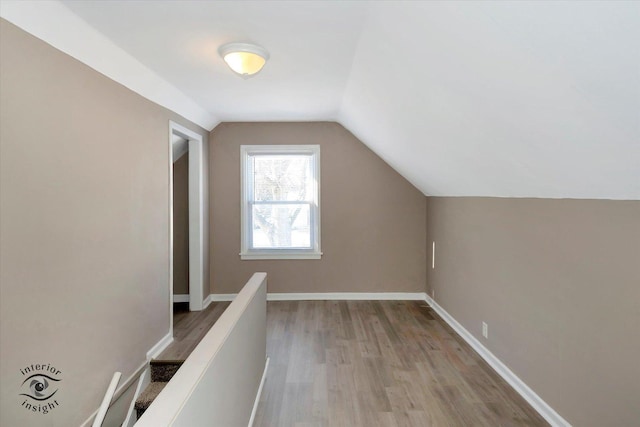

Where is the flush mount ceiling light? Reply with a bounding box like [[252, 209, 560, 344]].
[[218, 42, 270, 78]]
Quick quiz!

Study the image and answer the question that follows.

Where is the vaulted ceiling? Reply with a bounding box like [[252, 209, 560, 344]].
[[2, 1, 639, 199]]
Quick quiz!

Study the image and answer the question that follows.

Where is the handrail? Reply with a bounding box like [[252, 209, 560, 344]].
[[91, 371, 121, 427]]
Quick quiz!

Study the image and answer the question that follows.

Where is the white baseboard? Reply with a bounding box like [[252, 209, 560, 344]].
[[248, 357, 270, 427], [173, 294, 190, 303], [207, 292, 428, 302], [146, 333, 173, 361], [202, 293, 215, 309], [268, 292, 428, 301], [424, 296, 571, 427], [208, 293, 236, 302]]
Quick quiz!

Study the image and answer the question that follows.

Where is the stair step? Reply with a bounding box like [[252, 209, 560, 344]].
[[150, 359, 184, 382], [134, 359, 186, 419], [134, 381, 168, 419]]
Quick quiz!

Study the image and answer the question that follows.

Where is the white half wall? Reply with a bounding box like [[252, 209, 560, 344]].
[[136, 273, 267, 426]]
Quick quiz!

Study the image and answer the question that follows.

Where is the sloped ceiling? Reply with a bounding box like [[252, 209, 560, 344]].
[[2, 1, 638, 199]]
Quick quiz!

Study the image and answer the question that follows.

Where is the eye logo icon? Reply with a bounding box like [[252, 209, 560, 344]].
[[21, 374, 60, 401], [19, 364, 62, 415]]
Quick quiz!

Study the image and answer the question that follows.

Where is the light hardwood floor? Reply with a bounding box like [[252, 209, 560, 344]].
[[254, 300, 548, 427]]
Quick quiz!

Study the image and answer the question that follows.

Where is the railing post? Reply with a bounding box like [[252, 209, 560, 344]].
[[92, 371, 122, 427]]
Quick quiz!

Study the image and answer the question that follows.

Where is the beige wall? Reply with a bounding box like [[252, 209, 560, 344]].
[[0, 20, 209, 426], [210, 122, 426, 294], [173, 155, 189, 295], [426, 197, 640, 427]]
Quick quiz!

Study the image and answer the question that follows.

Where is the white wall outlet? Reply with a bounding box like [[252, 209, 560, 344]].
[[431, 289, 435, 300], [482, 322, 488, 338]]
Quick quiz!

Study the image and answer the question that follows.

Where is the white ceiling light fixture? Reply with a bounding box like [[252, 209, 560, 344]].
[[218, 42, 270, 78]]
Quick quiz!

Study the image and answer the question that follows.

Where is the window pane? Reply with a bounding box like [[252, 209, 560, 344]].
[[252, 204, 311, 248], [253, 155, 311, 202]]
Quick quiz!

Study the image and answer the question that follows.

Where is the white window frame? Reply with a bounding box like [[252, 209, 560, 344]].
[[240, 145, 322, 260]]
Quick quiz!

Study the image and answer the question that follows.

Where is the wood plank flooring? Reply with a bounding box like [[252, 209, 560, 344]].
[[157, 301, 230, 360], [254, 300, 548, 427]]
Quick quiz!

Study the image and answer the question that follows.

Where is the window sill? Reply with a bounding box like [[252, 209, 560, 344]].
[[240, 251, 322, 260]]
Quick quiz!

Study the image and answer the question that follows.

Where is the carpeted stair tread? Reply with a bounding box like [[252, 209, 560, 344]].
[[150, 359, 184, 382], [150, 359, 185, 365], [135, 359, 186, 419], [134, 381, 168, 419]]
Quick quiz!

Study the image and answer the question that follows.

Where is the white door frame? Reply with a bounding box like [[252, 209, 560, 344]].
[[169, 121, 204, 326]]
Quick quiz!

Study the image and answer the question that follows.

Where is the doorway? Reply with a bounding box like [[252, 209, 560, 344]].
[[169, 122, 204, 336]]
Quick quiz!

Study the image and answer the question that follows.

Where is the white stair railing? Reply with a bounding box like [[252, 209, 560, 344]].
[[92, 371, 122, 427]]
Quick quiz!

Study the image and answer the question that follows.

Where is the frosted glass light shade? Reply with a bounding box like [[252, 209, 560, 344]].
[[219, 43, 269, 78]]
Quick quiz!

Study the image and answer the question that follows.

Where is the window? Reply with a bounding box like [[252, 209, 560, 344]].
[[241, 145, 321, 260]]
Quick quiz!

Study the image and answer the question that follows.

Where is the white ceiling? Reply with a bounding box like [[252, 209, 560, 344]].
[[61, 0, 369, 123], [2, 1, 639, 199]]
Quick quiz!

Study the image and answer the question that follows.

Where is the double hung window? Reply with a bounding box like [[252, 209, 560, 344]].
[[240, 145, 321, 259]]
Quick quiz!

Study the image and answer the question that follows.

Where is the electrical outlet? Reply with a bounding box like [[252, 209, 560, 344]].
[[431, 289, 435, 299], [482, 322, 488, 338]]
